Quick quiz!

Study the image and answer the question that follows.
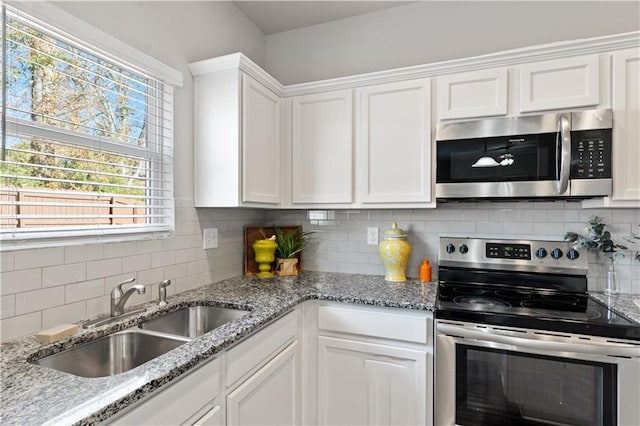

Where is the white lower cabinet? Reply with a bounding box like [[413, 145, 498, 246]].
[[226, 342, 299, 425], [108, 303, 434, 426], [313, 303, 434, 426], [317, 336, 428, 426], [108, 355, 223, 425]]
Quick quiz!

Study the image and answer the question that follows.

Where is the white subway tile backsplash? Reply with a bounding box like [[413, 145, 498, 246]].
[[122, 254, 152, 274], [151, 251, 176, 269], [1, 252, 14, 272], [1, 295, 15, 319], [66, 279, 105, 304], [16, 287, 65, 315], [0, 268, 42, 295], [42, 302, 86, 329], [1, 312, 41, 341], [65, 244, 104, 264], [14, 248, 64, 270], [87, 258, 122, 280], [43, 263, 86, 288], [104, 241, 138, 259], [86, 295, 109, 318]]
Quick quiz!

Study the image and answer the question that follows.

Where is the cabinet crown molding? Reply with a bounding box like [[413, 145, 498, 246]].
[[190, 31, 640, 98], [188, 52, 284, 96]]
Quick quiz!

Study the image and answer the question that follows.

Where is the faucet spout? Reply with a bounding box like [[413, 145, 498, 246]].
[[111, 278, 146, 316]]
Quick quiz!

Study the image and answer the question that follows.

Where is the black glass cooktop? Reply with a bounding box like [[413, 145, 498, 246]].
[[436, 282, 640, 341]]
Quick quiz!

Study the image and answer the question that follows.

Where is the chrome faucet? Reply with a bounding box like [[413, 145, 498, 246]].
[[111, 277, 146, 316], [158, 279, 171, 307]]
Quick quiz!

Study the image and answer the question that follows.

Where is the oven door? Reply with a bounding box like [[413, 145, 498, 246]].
[[435, 321, 640, 426]]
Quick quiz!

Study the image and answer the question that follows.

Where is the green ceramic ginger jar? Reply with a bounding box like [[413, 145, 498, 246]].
[[378, 222, 411, 282]]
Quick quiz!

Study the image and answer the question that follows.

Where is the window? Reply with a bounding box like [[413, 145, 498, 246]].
[[0, 4, 180, 248]]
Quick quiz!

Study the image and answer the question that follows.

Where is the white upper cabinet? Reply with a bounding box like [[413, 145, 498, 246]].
[[612, 48, 640, 201], [437, 68, 508, 120], [290, 90, 354, 204], [189, 55, 282, 208], [242, 74, 281, 204], [356, 79, 432, 204], [519, 54, 600, 113]]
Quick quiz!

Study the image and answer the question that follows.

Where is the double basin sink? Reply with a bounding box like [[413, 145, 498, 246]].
[[34, 305, 249, 378]]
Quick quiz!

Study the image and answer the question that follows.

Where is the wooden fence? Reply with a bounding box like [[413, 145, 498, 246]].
[[0, 190, 144, 228]]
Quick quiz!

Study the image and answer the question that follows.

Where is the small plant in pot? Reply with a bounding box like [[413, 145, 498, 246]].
[[274, 227, 312, 277]]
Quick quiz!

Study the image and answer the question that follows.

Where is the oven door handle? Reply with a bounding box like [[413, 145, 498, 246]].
[[438, 323, 640, 358]]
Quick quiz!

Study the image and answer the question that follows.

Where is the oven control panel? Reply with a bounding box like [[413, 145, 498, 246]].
[[486, 243, 531, 260], [439, 237, 587, 274]]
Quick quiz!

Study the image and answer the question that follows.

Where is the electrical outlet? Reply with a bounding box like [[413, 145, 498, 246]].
[[367, 227, 379, 245], [203, 228, 218, 249]]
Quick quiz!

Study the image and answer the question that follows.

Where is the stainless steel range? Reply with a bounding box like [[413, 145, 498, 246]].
[[435, 237, 640, 426]]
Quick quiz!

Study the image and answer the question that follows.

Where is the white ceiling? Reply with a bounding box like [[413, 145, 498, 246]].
[[233, 1, 413, 35]]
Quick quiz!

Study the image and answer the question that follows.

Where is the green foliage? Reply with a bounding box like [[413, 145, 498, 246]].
[[565, 216, 631, 263], [274, 228, 313, 259]]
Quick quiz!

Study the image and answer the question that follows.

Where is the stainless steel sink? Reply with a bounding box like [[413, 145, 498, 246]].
[[33, 330, 189, 378], [140, 305, 249, 338]]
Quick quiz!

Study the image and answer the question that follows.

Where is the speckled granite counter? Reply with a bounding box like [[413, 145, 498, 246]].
[[0, 271, 437, 426], [590, 292, 640, 324]]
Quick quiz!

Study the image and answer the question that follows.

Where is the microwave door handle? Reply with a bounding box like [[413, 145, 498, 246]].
[[557, 114, 571, 194]]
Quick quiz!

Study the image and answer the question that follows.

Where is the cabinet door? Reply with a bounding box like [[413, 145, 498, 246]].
[[437, 68, 508, 119], [612, 48, 640, 200], [109, 356, 221, 425], [317, 336, 427, 426], [290, 90, 353, 204], [227, 341, 300, 426], [519, 55, 600, 113], [357, 79, 432, 204], [242, 73, 281, 204], [192, 404, 223, 426]]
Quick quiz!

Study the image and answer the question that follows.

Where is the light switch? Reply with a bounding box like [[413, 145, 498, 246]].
[[203, 228, 218, 249]]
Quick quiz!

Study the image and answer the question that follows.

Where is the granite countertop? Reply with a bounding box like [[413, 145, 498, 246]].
[[590, 292, 640, 324], [0, 271, 438, 426]]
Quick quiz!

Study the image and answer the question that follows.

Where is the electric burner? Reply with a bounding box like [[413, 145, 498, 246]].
[[453, 296, 511, 311]]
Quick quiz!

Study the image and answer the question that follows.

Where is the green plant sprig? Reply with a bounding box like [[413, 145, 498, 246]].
[[565, 216, 631, 263], [274, 227, 313, 259]]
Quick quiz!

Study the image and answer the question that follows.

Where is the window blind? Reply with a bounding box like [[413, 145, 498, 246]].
[[0, 5, 175, 245]]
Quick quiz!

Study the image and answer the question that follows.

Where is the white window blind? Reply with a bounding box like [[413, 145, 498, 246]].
[[0, 5, 176, 246]]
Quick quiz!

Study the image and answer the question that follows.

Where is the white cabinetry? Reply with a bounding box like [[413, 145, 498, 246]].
[[314, 303, 433, 426], [227, 342, 299, 425], [289, 89, 354, 205], [356, 79, 432, 204], [437, 68, 508, 119], [242, 74, 282, 204], [226, 310, 301, 426], [109, 356, 223, 425], [612, 48, 640, 201], [190, 56, 282, 207], [519, 55, 600, 113]]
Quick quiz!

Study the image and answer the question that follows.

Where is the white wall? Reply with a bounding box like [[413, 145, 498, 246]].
[[0, 1, 267, 341], [265, 1, 640, 84]]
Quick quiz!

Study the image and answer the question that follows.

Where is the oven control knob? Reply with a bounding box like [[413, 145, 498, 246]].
[[567, 249, 580, 260], [535, 248, 547, 258], [459, 244, 469, 254], [551, 248, 563, 259], [446, 244, 456, 254]]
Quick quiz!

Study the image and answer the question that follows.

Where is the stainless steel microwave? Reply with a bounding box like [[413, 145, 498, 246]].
[[435, 108, 612, 200]]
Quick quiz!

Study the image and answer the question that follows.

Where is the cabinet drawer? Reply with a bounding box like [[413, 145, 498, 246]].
[[226, 309, 298, 387], [110, 356, 221, 425], [317, 304, 430, 344]]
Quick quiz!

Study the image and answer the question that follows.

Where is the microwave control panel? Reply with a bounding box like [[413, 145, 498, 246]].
[[571, 129, 612, 179]]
